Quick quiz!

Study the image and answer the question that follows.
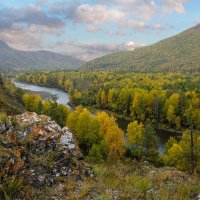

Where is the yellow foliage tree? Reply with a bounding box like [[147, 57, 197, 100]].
[[23, 93, 42, 112], [127, 121, 144, 146], [105, 125, 125, 160]]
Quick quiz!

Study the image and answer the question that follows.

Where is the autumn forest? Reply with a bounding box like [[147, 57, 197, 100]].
[[16, 71, 200, 173]]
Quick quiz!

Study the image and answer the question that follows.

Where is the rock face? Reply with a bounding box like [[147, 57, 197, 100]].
[[0, 112, 92, 190]]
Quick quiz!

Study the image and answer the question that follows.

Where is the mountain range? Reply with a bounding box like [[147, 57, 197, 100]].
[[84, 24, 200, 73], [1, 24, 200, 74], [0, 41, 84, 73]]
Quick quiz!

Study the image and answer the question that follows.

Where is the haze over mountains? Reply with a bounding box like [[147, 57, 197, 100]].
[[84, 24, 200, 73], [1, 24, 200, 74], [0, 41, 84, 73]]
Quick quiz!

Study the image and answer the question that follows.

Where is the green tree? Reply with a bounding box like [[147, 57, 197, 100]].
[[163, 130, 200, 172], [143, 123, 159, 162], [101, 90, 107, 108]]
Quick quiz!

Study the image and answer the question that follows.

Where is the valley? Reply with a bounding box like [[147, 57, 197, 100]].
[[0, 4, 200, 198], [12, 79, 181, 154]]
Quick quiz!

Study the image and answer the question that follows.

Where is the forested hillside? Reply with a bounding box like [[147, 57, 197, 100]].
[[0, 40, 84, 73], [84, 24, 200, 73]]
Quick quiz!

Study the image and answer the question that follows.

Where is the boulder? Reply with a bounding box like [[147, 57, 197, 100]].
[[0, 112, 93, 189]]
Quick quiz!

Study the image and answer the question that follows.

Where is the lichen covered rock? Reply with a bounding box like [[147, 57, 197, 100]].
[[0, 112, 92, 190]]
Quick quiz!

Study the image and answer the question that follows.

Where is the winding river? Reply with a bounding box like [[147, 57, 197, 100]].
[[12, 79, 181, 154], [12, 79, 70, 106]]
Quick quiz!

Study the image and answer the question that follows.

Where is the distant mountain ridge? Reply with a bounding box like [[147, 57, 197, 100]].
[[0, 41, 84, 72], [84, 24, 200, 73]]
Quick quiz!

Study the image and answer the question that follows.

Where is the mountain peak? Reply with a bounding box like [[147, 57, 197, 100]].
[[0, 40, 9, 48], [0, 41, 84, 71]]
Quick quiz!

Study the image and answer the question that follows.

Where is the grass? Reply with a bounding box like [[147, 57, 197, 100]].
[[0, 88, 25, 115], [30, 149, 60, 167], [10, 161, 199, 200], [74, 162, 200, 200], [0, 176, 32, 200]]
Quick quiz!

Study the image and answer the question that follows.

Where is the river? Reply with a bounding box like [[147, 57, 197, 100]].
[[12, 79, 181, 154], [12, 79, 70, 106], [117, 117, 181, 154]]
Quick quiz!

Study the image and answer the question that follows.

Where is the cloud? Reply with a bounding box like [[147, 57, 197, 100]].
[[0, 5, 65, 49], [162, 0, 189, 13], [74, 4, 124, 25], [94, 0, 157, 20], [0, 5, 65, 30], [52, 40, 145, 61], [0, 26, 44, 49], [50, 0, 189, 34], [104, 30, 128, 36], [86, 25, 102, 33], [0, 0, 191, 58], [51, 1, 158, 32]]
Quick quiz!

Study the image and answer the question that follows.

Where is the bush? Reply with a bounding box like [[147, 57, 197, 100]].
[[0, 112, 7, 123]]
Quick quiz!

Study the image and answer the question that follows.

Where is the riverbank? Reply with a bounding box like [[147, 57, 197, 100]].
[[12, 79, 184, 153], [71, 104, 183, 154], [80, 105, 183, 134], [12, 79, 70, 106], [13, 78, 184, 136]]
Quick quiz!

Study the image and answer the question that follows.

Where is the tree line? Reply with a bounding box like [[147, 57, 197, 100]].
[[18, 71, 200, 130], [17, 71, 200, 173]]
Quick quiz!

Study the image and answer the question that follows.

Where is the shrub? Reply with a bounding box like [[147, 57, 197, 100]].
[[0, 112, 7, 123]]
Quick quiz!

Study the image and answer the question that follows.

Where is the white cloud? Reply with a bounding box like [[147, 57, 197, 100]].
[[124, 41, 142, 51], [162, 0, 189, 13], [51, 40, 145, 61], [0, 0, 191, 58], [0, 26, 43, 49], [50, 0, 189, 34], [74, 4, 124, 25]]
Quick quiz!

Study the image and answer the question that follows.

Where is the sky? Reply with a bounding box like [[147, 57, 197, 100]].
[[0, 0, 199, 61]]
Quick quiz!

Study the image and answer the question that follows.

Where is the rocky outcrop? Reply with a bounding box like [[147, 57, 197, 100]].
[[0, 112, 93, 191]]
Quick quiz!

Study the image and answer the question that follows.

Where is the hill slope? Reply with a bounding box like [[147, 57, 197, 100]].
[[84, 24, 200, 73], [0, 41, 84, 72], [0, 76, 25, 114], [0, 87, 25, 114], [0, 112, 199, 199]]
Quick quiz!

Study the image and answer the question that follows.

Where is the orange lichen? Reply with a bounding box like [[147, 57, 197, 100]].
[[6, 132, 16, 143], [13, 148, 21, 159], [11, 160, 25, 172]]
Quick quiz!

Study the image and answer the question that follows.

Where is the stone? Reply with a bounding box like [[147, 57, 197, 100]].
[[85, 167, 95, 177], [5, 132, 16, 143], [0, 123, 6, 134], [0, 112, 93, 190]]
